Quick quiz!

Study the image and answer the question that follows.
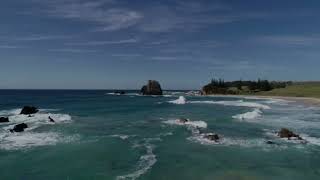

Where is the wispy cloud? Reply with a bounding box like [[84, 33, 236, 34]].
[[254, 35, 320, 46], [0, 45, 20, 49], [15, 35, 71, 41], [111, 54, 141, 57], [48, 48, 97, 53], [34, 0, 142, 31], [66, 38, 139, 46]]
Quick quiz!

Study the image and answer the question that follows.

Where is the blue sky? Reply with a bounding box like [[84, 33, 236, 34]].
[[1, 0, 320, 89]]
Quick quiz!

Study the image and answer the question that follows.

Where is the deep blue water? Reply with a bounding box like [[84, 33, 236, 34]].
[[0, 90, 320, 180]]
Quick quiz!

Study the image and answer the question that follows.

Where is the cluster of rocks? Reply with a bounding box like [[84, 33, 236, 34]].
[[277, 128, 304, 141], [141, 80, 163, 95], [0, 106, 55, 133]]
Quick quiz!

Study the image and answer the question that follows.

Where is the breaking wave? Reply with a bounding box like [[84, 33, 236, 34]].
[[0, 108, 74, 150], [168, 96, 187, 104], [189, 100, 271, 109], [232, 108, 262, 121]]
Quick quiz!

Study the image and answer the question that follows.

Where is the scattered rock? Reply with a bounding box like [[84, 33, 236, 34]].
[[20, 106, 39, 115], [10, 123, 28, 133], [141, 80, 163, 95], [203, 133, 220, 142], [278, 128, 303, 140], [0, 117, 9, 123], [266, 140, 275, 144], [178, 118, 189, 123]]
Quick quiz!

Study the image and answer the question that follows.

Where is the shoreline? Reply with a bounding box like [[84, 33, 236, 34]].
[[205, 94, 320, 107]]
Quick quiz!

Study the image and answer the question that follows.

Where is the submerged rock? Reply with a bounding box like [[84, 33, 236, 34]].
[[20, 106, 39, 115], [178, 118, 189, 123], [278, 128, 303, 140], [141, 80, 163, 95], [10, 123, 28, 133], [203, 133, 220, 142], [48, 116, 55, 123], [0, 117, 9, 123]]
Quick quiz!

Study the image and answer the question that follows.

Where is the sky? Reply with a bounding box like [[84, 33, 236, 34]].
[[0, 0, 320, 89]]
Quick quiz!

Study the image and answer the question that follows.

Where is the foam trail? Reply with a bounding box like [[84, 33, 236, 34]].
[[117, 143, 156, 180], [232, 108, 262, 121], [163, 119, 207, 128], [168, 96, 186, 105], [189, 100, 271, 109]]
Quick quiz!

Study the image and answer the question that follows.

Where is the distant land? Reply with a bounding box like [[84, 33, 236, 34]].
[[201, 79, 320, 98]]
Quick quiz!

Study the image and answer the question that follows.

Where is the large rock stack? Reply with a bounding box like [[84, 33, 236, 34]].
[[141, 80, 163, 95]]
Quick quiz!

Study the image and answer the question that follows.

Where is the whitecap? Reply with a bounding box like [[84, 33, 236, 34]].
[[0, 132, 78, 151], [189, 100, 271, 109], [232, 108, 262, 121], [163, 119, 207, 129], [168, 96, 186, 105]]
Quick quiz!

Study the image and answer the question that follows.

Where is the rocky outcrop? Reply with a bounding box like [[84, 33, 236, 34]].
[[0, 117, 9, 123], [141, 80, 163, 95], [278, 128, 303, 140], [203, 133, 220, 142], [20, 106, 39, 115], [10, 123, 28, 133], [178, 118, 189, 123]]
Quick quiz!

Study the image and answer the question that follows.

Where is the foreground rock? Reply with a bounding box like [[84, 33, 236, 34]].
[[278, 128, 303, 140], [141, 80, 163, 95], [10, 123, 28, 133], [20, 106, 39, 115], [203, 133, 220, 142], [0, 117, 9, 123]]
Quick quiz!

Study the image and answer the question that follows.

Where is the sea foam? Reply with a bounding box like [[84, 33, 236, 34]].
[[232, 108, 262, 121], [189, 100, 271, 109], [168, 96, 186, 104]]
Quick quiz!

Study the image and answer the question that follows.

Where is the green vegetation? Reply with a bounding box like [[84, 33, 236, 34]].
[[202, 78, 290, 95], [257, 82, 320, 98]]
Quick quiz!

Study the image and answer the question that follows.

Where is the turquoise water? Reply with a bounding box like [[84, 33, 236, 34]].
[[0, 90, 320, 180]]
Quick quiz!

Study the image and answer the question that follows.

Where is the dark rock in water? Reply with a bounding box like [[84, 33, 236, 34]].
[[278, 128, 303, 140], [10, 123, 28, 133], [20, 106, 39, 115], [114, 91, 125, 95], [266, 140, 275, 144], [203, 133, 220, 142], [0, 117, 9, 123], [141, 80, 163, 95], [48, 116, 55, 123], [178, 118, 189, 123]]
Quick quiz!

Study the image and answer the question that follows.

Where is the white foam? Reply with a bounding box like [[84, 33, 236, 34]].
[[163, 119, 207, 128], [117, 143, 156, 180], [0, 108, 74, 150], [110, 134, 132, 140], [232, 108, 262, 121], [168, 96, 186, 105], [189, 100, 271, 109], [0, 132, 78, 150]]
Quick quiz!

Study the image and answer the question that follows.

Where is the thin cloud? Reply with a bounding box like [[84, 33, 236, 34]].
[[66, 38, 139, 46], [15, 35, 71, 41], [48, 48, 98, 53], [34, 0, 143, 31], [0, 45, 20, 49], [254, 35, 320, 46]]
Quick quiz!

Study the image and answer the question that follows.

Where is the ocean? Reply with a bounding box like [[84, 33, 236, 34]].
[[0, 90, 319, 180]]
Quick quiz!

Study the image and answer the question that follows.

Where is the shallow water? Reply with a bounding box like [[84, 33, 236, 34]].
[[0, 90, 320, 180]]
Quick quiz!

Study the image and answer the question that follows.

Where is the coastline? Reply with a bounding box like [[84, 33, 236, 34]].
[[205, 94, 320, 107]]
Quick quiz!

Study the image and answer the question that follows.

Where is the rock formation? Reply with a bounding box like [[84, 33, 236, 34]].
[[10, 123, 28, 133], [141, 80, 163, 95], [278, 128, 303, 140], [203, 133, 220, 142], [20, 106, 39, 115], [0, 117, 9, 123]]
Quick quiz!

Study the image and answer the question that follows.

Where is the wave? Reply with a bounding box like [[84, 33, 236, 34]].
[[163, 119, 207, 129], [168, 96, 186, 105], [0, 132, 78, 151], [117, 142, 157, 180], [232, 108, 262, 121], [0, 108, 73, 150], [189, 100, 271, 109]]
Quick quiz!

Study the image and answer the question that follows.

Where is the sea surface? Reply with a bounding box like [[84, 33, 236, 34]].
[[0, 90, 320, 180]]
